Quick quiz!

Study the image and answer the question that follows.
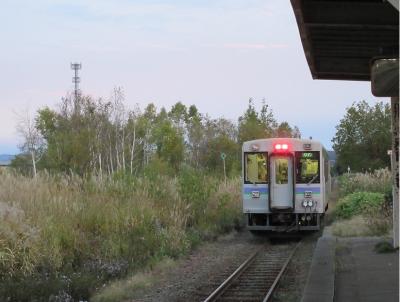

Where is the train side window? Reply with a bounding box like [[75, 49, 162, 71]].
[[275, 158, 288, 184], [244, 153, 268, 184], [295, 151, 320, 183], [324, 159, 329, 183]]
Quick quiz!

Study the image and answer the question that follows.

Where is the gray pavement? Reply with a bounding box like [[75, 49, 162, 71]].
[[335, 237, 399, 302], [301, 235, 336, 302], [302, 235, 399, 302]]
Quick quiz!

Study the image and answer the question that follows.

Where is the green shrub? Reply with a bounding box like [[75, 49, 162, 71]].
[[201, 178, 243, 234], [335, 191, 392, 236], [335, 191, 384, 219], [178, 166, 214, 226], [143, 157, 174, 179], [362, 193, 393, 235], [335, 169, 393, 237], [374, 241, 397, 253]]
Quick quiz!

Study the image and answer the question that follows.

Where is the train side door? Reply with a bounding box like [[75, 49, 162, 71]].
[[270, 156, 293, 209]]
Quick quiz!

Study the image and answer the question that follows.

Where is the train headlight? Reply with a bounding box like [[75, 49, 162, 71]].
[[302, 200, 308, 207], [307, 200, 314, 207], [306, 215, 312, 221]]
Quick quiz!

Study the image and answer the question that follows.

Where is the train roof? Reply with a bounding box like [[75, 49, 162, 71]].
[[242, 138, 325, 152]]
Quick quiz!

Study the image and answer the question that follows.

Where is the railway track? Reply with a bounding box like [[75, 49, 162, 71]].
[[203, 241, 301, 302]]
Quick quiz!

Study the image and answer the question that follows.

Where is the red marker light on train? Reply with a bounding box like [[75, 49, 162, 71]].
[[275, 143, 289, 151]]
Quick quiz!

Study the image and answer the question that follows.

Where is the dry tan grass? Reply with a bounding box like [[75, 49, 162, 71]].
[[339, 168, 392, 197], [0, 168, 242, 297], [332, 214, 391, 237], [92, 257, 176, 302], [331, 215, 374, 237]]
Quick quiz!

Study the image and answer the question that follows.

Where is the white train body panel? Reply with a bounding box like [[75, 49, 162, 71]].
[[242, 138, 330, 231]]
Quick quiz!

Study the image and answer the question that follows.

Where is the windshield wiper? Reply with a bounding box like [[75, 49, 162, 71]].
[[307, 174, 318, 185]]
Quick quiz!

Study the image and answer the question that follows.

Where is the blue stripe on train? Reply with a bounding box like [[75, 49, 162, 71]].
[[243, 186, 320, 194], [243, 187, 268, 194], [295, 187, 321, 194]]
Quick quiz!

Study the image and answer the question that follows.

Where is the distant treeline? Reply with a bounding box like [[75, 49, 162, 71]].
[[332, 100, 392, 173], [12, 89, 300, 177]]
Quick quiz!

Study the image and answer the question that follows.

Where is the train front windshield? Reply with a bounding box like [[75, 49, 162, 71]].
[[295, 151, 320, 184], [244, 153, 268, 184]]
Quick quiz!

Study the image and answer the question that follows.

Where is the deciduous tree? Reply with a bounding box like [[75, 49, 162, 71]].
[[332, 100, 391, 173], [16, 108, 43, 177]]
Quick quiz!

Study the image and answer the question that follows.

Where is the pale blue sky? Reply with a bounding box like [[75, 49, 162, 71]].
[[0, 0, 387, 154]]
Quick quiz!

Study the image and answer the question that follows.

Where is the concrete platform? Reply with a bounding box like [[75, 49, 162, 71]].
[[301, 235, 336, 302], [301, 235, 399, 302], [335, 237, 399, 302]]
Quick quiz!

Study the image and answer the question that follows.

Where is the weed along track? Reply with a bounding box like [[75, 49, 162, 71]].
[[203, 241, 301, 302]]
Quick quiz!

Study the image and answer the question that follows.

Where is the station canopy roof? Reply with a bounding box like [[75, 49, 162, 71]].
[[291, 0, 399, 81]]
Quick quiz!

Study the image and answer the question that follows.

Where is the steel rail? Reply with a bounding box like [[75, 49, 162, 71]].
[[262, 241, 302, 302], [203, 241, 301, 302], [203, 247, 262, 302]]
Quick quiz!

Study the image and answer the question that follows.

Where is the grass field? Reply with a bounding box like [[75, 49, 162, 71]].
[[0, 168, 243, 301]]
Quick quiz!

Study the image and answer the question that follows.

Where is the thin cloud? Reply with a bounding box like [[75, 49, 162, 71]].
[[269, 43, 289, 48], [223, 43, 288, 50], [43, 0, 273, 20], [145, 43, 187, 51], [43, 0, 175, 18]]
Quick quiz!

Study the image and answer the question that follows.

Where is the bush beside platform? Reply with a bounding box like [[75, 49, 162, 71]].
[[332, 169, 392, 237]]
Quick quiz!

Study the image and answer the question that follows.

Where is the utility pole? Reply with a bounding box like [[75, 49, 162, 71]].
[[391, 97, 399, 248], [71, 62, 82, 113], [221, 153, 227, 184]]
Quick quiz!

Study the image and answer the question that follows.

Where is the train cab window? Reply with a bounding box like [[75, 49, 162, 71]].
[[275, 158, 289, 184], [244, 153, 268, 184], [324, 159, 329, 183], [295, 152, 320, 184]]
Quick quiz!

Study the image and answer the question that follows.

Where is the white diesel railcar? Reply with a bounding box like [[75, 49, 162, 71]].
[[242, 138, 330, 232]]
